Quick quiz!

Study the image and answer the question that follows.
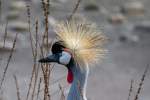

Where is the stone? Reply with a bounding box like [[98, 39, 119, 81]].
[[0, 40, 14, 52], [121, 1, 145, 15], [119, 35, 127, 42], [6, 11, 20, 21], [57, 0, 68, 3], [9, 21, 28, 32], [1, 32, 16, 41], [134, 21, 150, 33], [119, 34, 139, 43], [108, 13, 126, 24], [100, 6, 109, 15], [48, 16, 57, 26], [84, 1, 99, 11], [9, 1, 26, 11]]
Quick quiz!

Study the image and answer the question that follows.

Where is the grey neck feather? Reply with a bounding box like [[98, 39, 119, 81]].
[[67, 61, 89, 100]]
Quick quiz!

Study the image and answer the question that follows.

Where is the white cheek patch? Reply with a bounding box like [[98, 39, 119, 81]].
[[59, 51, 71, 65]]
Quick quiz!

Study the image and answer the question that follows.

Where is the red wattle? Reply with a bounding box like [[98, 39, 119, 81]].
[[67, 70, 73, 84]]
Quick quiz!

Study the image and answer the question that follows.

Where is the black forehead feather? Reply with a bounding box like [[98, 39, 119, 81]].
[[51, 41, 65, 54]]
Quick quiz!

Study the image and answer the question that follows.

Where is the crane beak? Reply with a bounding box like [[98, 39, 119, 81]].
[[38, 54, 59, 63]]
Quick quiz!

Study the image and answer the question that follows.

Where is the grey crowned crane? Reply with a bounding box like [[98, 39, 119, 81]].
[[39, 20, 106, 100]]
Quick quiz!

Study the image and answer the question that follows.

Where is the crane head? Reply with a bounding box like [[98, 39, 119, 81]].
[[38, 41, 72, 65], [39, 41, 74, 84]]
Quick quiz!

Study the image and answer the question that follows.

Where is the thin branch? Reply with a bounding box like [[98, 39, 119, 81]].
[[26, 64, 36, 100], [0, 0, 1, 20], [13, 75, 21, 100], [0, 33, 18, 90], [36, 77, 42, 100], [3, 20, 8, 48], [134, 66, 149, 100], [68, 0, 82, 21], [41, 0, 50, 54], [127, 79, 134, 100], [59, 84, 65, 100], [35, 19, 38, 61], [26, 2, 35, 58], [31, 63, 40, 100], [31, 20, 39, 100]]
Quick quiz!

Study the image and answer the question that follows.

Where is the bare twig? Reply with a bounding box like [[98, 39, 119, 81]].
[[46, 0, 50, 53], [42, 64, 51, 100], [31, 20, 40, 100], [31, 63, 40, 100], [32, 75, 66, 97], [0, 0, 1, 20], [59, 84, 65, 100], [68, 0, 82, 20], [36, 77, 42, 100], [35, 19, 38, 61], [26, 64, 36, 100], [13, 75, 21, 100], [25, 4, 38, 100], [41, 0, 46, 45], [0, 33, 18, 90], [3, 20, 8, 48], [134, 66, 149, 100], [26, 2, 35, 58], [41, 0, 50, 53], [41, 1, 52, 100], [127, 79, 134, 100]]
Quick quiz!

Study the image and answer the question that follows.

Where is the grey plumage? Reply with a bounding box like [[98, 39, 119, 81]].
[[67, 59, 89, 100]]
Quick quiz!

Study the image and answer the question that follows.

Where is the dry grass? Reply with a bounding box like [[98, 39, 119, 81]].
[[0, 33, 18, 90], [41, 0, 50, 53], [126, 66, 149, 100], [133, 66, 149, 100], [0, 0, 1, 20], [59, 84, 65, 100], [36, 77, 42, 100], [25, 1, 52, 100], [13, 75, 21, 100], [25, 3, 35, 100], [127, 79, 134, 100], [3, 20, 8, 48], [41, 1, 52, 100], [68, 0, 82, 20]]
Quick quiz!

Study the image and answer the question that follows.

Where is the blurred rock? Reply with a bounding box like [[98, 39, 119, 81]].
[[134, 21, 150, 33], [9, 21, 28, 32], [1, 32, 16, 41], [48, 16, 57, 26], [71, 14, 86, 22], [6, 11, 20, 21], [119, 35, 127, 42], [57, 0, 68, 3], [108, 13, 126, 24], [121, 1, 145, 15], [100, 6, 109, 15], [9, 1, 26, 11], [119, 34, 139, 43], [84, 1, 99, 11], [0, 41, 14, 52], [112, 22, 140, 43]]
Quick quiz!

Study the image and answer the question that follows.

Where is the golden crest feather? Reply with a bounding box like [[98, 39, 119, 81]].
[[53, 19, 106, 65]]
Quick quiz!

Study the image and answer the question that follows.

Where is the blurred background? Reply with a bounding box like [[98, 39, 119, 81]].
[[0, 0, 150, 100]]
